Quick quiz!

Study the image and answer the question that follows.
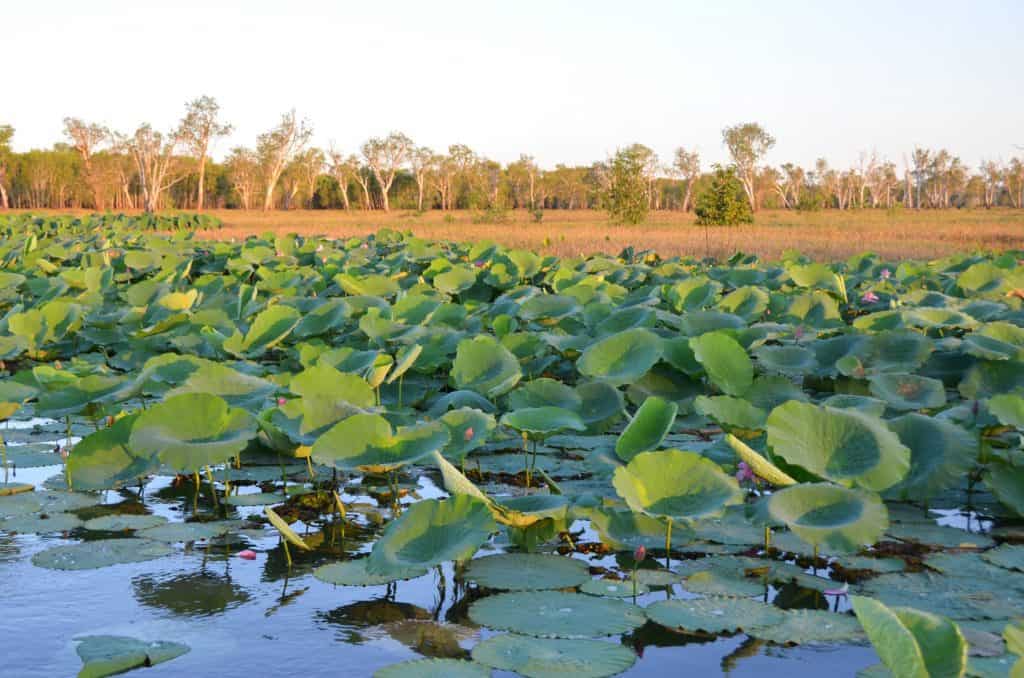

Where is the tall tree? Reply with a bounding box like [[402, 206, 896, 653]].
[[408, 145, 433, 211], [327, 149, 357, 210], [225, 147, 260, 209], [116, 123, 185, 212], [178, 95, 232, 210], [63, 117, 109, 209], [256, 111, 312, 211], [722, 122, 775, 211], [601, 144, 649, 224], [361, 132, 413, 211], [672, 147, 701, 211], [0, 125, 12, 209]]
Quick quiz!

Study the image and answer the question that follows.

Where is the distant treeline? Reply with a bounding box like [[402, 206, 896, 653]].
[[1, 98, 1022, 213]]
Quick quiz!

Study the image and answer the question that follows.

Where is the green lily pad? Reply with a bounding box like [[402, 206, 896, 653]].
[[75, 635, 190, 678], [373, 658, 490, 678], [683, 569, 766, 597], [0, 512, 83, 533], [312, 413, 449, 473], [314, 558, 428, 586], [869, 373, 947, 411], [32, 538, 174, 570], [751, 609, 865, 645], [886, 414, 977, 500], [577, 328, 663, 386], [129, 393, 258, 472], [439, 408, 496, 461], [471, 634, 637, 678], [852, 595, 968, 678], [68, 415, 156, 491], [755, 345, 818, 376], [223, 492, 286, 506], [984, 464, 1024, 517], [84, 515, 168, 532], [580, 579, 649, 597], [646, 597, 786, 634], [981, 544, 1024, 573], [367, 495, 496, 576], [689, 330, 753, 396], [451, 335, 522, 398], [886, 522, 994, 550], [137, 521, 237, 543], [589, 508, 694, 552], [468, 591, 645, 638], [767, 401, 910, 491], [614, 396, 677, 462], [694, 395, 767, 431], [501, 407, 586, 438], [766, 483, 888, 553], [613, 449, 743, 520], [463, 553, 590, 591], [222, 304, 301, 358]]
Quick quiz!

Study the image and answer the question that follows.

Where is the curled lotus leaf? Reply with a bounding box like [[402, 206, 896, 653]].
[[439, 408, 496, 461], [886, 414, 977, 500], [767, 400, 910, 491], [451, 335, 522, 398], [129, 393, 258, 473], [689, 330, 753, 396], [612, 449, 743, 521], [311, 413, 449, 473], [615, 396, 678, 462], [501, 407, 586, 438], [367, 495, 496, 576], [766, 482, 888, 553], [222, 304, 302, 358], [577, 328, 663, 386]]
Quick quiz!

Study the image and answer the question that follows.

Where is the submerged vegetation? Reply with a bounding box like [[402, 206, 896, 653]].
[[1, 216, 1023, 676]]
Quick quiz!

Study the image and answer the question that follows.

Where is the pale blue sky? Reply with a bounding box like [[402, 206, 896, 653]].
[[3, 0, 1021, 170]]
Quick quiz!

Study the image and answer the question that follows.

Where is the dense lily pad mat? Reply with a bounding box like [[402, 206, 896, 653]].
[[1, 223, 1024, 676], [74, 635, 190, 678]]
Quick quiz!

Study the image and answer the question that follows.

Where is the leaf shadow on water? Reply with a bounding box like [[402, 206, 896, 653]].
[[132, 569, 251, 618], [315, 598, 433, 645]]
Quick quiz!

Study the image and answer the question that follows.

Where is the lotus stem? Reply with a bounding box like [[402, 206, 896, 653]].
[[282, 539, 292, 568], [204, 466, 219, 507], [306, 456, 315, 480], [398, 375, 404, 409], [1, 432, 7, 485], [665, 518, 673, 569], [764, 526, 771, 553]]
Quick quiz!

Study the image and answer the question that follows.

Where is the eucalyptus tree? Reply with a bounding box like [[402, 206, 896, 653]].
[[408, 145, 433, 211], [327, 149, 358, 210], [178, 95, 232, 210], [116, 123, 184, 212], [256, 110, 312, 211], [601, 144, 650, 224], [225, 147, 260, 209], [62, 117, 109, 209], [672, 147, 700, 212], [722, 122, 775, 211], [361, 132, 413, 211], [0, 125, 12, 208]]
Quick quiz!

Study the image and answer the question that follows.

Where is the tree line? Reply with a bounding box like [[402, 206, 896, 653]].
[[1, 97, 1022, 215]]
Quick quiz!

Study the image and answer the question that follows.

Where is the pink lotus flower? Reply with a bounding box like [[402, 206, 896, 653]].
[[473, 260, 486, 268], [634, 545, 646, 563], [238, 550, 257, 560], [735, 461, 755, 484], [861, 291, 879, 304], [793, 326, 805, 340], [879, 269, 891, 280], [464, 427, 474, 441], [277, 397, 287, 406]]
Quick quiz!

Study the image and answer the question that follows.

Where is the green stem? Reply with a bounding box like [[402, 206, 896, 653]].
[[282, 539, 292, 568], [665, 518, 673, 569]]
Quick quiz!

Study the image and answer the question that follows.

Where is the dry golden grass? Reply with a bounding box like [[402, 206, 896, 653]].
[[18, 207, 1024, 260]]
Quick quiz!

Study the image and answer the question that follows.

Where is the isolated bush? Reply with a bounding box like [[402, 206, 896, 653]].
[[602, 145, 650, 225], [531, 209, 544, 223], [795, 189, 825, 212], [471, 207, 510, 224], [694, 166, 753, 226]]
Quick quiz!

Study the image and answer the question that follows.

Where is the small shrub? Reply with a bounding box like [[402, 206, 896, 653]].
[[694, 166, 753, 226], [442, 213, 456, 224], [471, 207, 510, 224], [531, 209, 544, 223]]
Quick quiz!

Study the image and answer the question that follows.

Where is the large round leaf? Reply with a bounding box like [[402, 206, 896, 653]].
[[68, 414, 156, 490], [32, 538, 174, 570], [129, 393, 258, 472], [374, 658, 489, 678], [463, 553, 590, 591], [615, 396, 677, 462], [367, 495, 496, 576], [766, 482, 888, 553], [646, 597, 786, 634], [689, 330, 753, 396], [886, 414, 977, 500], [869, 373, 947, 411], [471, 634, 636, 678], [439, 408, 496, 461], [501, 407, 586, 438], [767, 401, 910, 491], [612, 449, 743, 520], [311, 413, 449, 473], [577, 328, 663, 386], [468, 591, 645, 639], [75, 635, 190, 678], [222, 304, 301, 358], [451, 335, 522, 398]]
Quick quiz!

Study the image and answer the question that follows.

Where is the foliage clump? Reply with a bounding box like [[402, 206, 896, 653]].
[[602, 145, 650, 225], [694, 166, 753, 226]]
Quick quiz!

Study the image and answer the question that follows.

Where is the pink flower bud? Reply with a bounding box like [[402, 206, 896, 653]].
[[238, 549, 257, 560], [634, 545, 646, 562], [860, 291, 879, 304], [277, 397, 287, 406], [879, 269, 891, 280], [464, 427, 474, 441]]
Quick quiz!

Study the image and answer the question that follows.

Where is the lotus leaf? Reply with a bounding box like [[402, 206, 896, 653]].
[[613, 450, 743, 520], [577, 328, 662, 386], [766, 482, 888, 553], [451, 335, 522, 397], [689, 330, 753, 396], [373, 658, 490, 678], [32, 538, 174, 570], [615, 396, 677, 461], [75, 635, 190, 678], [852, 596, 968, 678], [463, 553, 590, 590], [468, 591, 644, 638], [312, 413, 449, 473], [471, 634, 637, 678], [314, 558, 428, 586], [646, 597, 786, 634]]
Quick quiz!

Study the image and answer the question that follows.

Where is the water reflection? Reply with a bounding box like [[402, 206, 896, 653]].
[[133, 569, 251, 617], [317, 599, 432, 644]]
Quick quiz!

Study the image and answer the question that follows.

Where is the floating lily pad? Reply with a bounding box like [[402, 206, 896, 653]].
[[312, 413, 449, 473], [577, 328, 663, 386], [463, 553, 590, 591], [580, 578, 649, 597], [84, 515, 168, 532], [886, 522, 994, 550], [75, 635, 190, 678], [373, 658, 490, 678], [0, 512, 83, 533], [646, 597, 786, 634], [451, 335, 522, 398], [223, 492, 286, 506], [634, 568, 684, 587], [471, 634, 637, 678], [468, 591, 645, 638], [137, 521, 236, 543], [751, 609, 865, 645], [981, 544, 1024, 573], [314, 558, 428, 586], [32, 538, 174, 570], [683, 569, 766, 597], [869, 373, 947, 411], [886, 414, 977, 501]]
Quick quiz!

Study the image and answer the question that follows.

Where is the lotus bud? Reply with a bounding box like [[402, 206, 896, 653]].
[[464, 427, 474, 441], [277, 397, 287, 406], [634, 545, 646, 563], [879, 269, 891, 280], [238, 549, 257, 560], [860, 291, 879, 304]]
